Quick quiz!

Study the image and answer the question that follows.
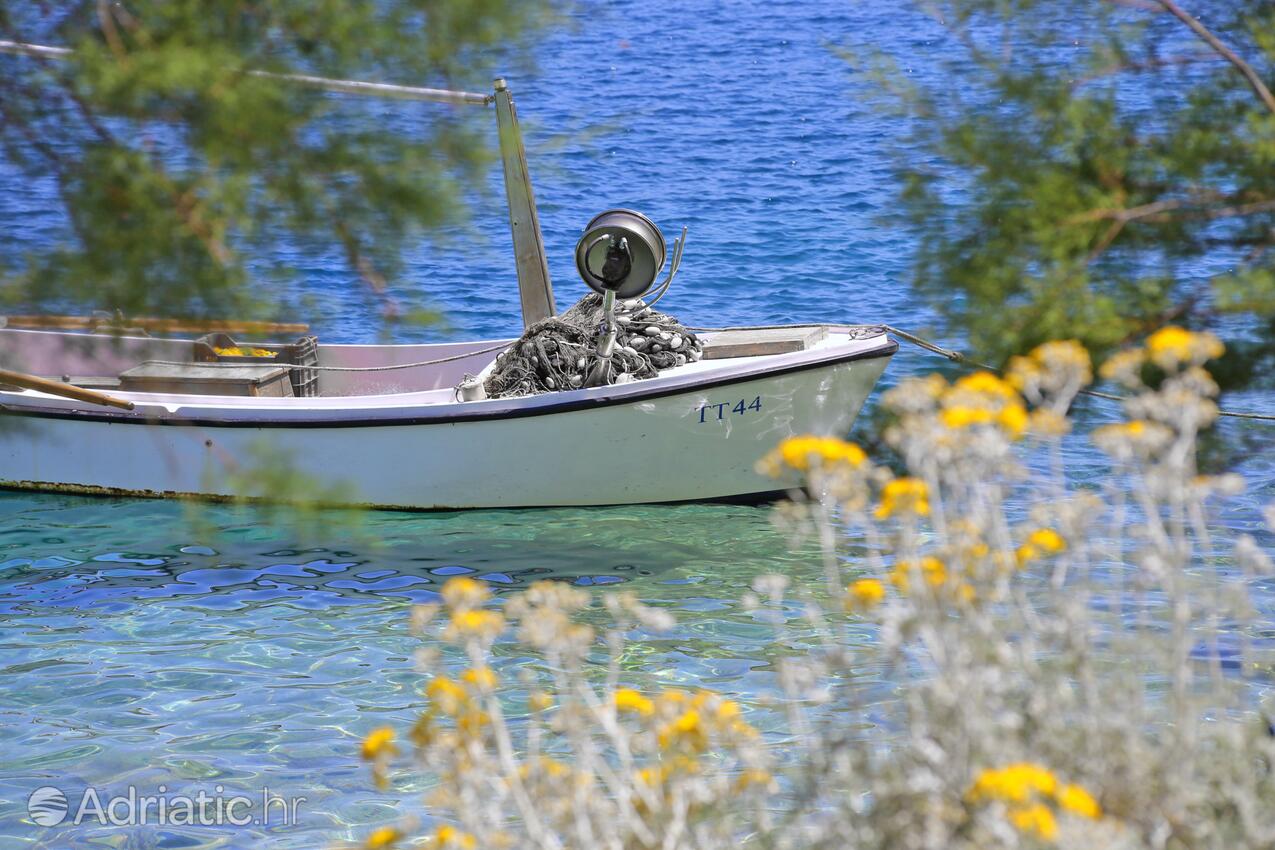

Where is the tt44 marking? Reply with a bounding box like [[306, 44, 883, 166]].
[[698, 396, 762, 423]]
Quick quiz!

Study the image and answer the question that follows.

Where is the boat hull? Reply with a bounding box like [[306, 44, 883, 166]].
[[0, 348, 890, 509]]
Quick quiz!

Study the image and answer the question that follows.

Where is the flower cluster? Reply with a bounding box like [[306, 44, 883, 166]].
[[1144, 326, 1224, 372], [874, 476, 930, 520], [1095, 328, 1225, 463], [1015, 527, 1066, 568], [352, 577, 769, 850], [748, 333, 1274, 850], [757, 434, 867, 477], [967, 762, 1101, 841], [347, 330, 1272, 850], [939, 371, 1030, 440]]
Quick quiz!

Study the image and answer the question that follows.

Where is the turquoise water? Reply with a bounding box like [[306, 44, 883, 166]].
[[0, 496, 841, 848], [1, 1, 1273, 848]]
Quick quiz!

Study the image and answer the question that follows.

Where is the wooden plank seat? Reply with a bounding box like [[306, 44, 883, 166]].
[[118, 361, 294, 397], [699, 326, 828, 359]]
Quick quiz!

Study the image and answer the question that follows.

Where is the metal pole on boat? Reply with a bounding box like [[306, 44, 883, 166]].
[[493, 78, 556, 327]]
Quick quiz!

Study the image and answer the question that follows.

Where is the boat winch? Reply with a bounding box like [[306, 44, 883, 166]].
[[574, 210, 686, 387], [474, 209, 699, 399], [576, 209, 667, 299]]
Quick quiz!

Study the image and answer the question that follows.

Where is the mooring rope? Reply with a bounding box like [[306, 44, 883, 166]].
[[883, 324, 1275, 423]]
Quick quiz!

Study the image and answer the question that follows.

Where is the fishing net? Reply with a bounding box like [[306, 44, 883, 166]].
[[482, 293, 704, 398]]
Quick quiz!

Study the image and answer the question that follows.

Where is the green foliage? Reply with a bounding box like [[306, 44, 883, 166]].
[[0, 0, 556, 322], [858, 0, 1275, 389]]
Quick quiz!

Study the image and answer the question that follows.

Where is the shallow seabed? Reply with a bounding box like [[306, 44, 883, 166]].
[[0, 496, 849, 848]]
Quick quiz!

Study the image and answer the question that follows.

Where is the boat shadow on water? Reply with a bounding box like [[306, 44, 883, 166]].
[[0, 491, 809, 611]]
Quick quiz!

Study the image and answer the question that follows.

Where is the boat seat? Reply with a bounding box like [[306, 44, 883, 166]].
[[119, 361, 295, 397], [43, 376, 123, 391], [699, 325, 828, 359]]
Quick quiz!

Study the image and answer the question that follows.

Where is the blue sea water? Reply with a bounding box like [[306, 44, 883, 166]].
[[0, 2, 1273, 848]]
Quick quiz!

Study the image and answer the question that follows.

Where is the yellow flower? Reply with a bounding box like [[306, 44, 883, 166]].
[[1056, 783, 1101, 819], [659, 688, 689, 706], [614, 688, 655, 716], [435, 825, 477, 849], [531, 756, 569, 778], [440, 576, 490, 609], [997, 403, 1029, 439], [1147, 326, 1193, 361], [364, 826, 402, 849], [1006, 354, 1042, 393], [445, 609, 505, 641], [461, 666, 498, 690], [713, 698, 742, 723], [1016, 528, 1066, 567], [1009, 803, 1059, 841], [953, 371, 1018, 400], [426, 676, 470, 715], [1031, 340, 1093, 384], [658, 709, 707, 752], [888, 557, 946, 593], [940, 405, 995, 429], [968, 762, 1058, 804], [1027, 528, 1066, 554], [1093, 419, 1174, 458], [938, 371, 1032, 439], [1146, 326, 1224, 370], [361, 727, 397, 761], [1099, 348, 1146, 385], [762, 435, 868, 476], [733, 768, 774, 791], [875, 477, 930, 519], [845, 578, 886, 612], [456, 708, 490, 738], [778, 436, 816, 470], [528, 691, 553, 712], [941, 401, 1027, 440], [635, 765, 667, 787]]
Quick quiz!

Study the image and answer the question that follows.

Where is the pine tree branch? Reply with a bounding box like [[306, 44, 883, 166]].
[[1071, 197, 1275, 226], [1154, 0, 1275, 117]]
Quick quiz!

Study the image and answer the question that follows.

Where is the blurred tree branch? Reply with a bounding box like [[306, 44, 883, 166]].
[[1154, 0, 1275, 115], [0, 0, 559, 325], [852, 0, 1275, 390]]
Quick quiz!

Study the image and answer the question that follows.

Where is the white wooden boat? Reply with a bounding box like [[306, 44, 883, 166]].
[[0, 324, 893, 508], [0, 49, 895, 509]]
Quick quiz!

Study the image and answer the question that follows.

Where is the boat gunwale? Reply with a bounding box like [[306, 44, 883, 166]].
[[0, 337, 898, 428]]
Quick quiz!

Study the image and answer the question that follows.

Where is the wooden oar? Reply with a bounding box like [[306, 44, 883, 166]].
[[0, 368, 136, 410], [2, 314, 310, 336]]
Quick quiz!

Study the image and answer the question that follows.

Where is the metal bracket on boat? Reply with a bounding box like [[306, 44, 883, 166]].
[[642, 226, 687, 310], [585, 285, 622, 388], [456, 374, 488, 402]]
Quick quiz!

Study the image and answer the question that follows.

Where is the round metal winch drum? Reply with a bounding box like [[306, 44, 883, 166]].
[[575, 209, 667, 299]]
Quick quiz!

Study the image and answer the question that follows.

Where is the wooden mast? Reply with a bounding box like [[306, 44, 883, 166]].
[[493, 79, 556, 326]]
